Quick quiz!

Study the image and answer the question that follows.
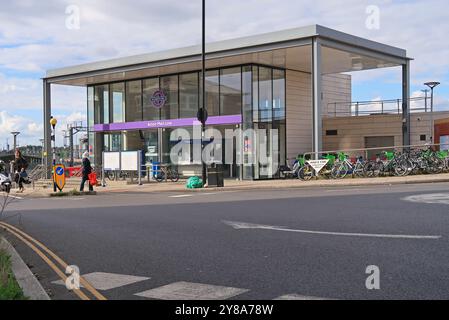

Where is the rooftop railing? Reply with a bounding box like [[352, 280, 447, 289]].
[[326, 97, 436, 117]]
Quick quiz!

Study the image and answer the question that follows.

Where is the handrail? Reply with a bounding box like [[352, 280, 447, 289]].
[[304, 143, 447, 161]]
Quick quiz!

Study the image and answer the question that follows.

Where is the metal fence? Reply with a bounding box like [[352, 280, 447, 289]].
[[326, 97, 432, 117], [303, 143, 447, 162]]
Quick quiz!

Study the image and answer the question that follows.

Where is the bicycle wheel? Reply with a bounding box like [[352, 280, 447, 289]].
[[298, 165, 314, 181], [155, 171, 165, 182], [393, 159, 408, 177], [353, 162, 366, 178], [170, 169, 179, 182], [332, 162, 349, 179], [364, 161, 381, 177]]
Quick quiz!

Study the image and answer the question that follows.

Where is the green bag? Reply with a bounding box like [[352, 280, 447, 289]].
[[186, 176, 203, 189]]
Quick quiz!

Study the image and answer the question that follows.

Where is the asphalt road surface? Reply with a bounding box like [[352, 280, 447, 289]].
[[2, 182, 449, 300]]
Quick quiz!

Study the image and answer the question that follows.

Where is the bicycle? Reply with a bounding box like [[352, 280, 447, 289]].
[[155, 165, 180, 183], [331, 153, 365, 179], [363, 151, 408, 177]]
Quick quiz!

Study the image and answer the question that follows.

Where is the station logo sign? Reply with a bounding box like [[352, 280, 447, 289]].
[[150, 89, 167, 109]]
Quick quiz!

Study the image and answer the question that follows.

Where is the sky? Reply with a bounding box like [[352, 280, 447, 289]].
[[1, 0, 449, 147]]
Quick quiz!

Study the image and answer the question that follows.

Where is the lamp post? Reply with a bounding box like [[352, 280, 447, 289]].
[[50, 116, 58, 192], [424, 82, 440, 143], [11, 132, 20, 152]]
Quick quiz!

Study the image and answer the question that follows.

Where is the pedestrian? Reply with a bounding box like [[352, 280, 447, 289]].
[[12, 149, 28, 193], [80, 151, 94, 192]]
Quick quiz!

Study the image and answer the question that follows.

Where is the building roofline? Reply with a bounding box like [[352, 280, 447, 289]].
[[45, 24, 410, 80]]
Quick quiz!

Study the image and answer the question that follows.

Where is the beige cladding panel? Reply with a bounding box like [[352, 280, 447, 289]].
[[286, 70, 312, 159], [286, 70, 352, 158], [323, 111, 449, 152]]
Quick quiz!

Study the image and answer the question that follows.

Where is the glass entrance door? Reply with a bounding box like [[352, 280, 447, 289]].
[[143, 130, 159, 165]]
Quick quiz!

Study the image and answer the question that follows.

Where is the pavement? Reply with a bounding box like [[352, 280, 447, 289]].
[[2, 181, 449, 300], [11, 172, 449, 199]]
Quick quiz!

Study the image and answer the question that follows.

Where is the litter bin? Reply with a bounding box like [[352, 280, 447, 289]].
[[208, 164, 224, 187], [151, 162, 161, 179]]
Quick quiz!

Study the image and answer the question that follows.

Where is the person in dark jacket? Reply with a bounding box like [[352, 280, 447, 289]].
[[12, 149, 28, 193], [80, 151, 94, 192]]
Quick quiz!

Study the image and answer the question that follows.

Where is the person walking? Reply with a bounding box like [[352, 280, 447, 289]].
[[80, 151, 94, 192], [12, 149, 28, 193]]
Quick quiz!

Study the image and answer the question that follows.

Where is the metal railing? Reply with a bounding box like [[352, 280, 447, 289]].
[[326, 97, 434, 117], [303, 143, 447, 162]]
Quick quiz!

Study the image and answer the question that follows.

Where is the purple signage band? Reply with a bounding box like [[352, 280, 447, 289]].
[[92, 114, 242, 132]]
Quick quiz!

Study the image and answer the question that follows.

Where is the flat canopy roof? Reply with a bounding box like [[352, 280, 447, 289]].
[[45, 24, 411, 86]]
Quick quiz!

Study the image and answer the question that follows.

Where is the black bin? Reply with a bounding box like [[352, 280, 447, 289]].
[[207, 164, 224, 187]]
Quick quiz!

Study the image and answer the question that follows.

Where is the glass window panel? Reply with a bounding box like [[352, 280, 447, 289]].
[[126, 81, 142, 122], [110, 133, 121, 152], [273, 69, 286, 120], [94, 85, 109, 124], [252, 66, 259, 123], [242, 66, 252, 127], [179, 73, 199, 118], [103, 134, 110, 152], [205, 70, 219, 116], [143, 78, 160, 121], [220, 67, 241, 115], [111, 83, 125, 123], [160, 75, 178, 120], [259, 67, 272, 122], [87, 87, 94, 129]]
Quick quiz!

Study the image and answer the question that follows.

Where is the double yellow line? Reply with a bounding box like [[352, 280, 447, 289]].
[[0, 221, 107, 300]]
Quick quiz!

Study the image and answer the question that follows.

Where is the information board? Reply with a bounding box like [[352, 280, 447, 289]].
[[103, 152, 120, 170]]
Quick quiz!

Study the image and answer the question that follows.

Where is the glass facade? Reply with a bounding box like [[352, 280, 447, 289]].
[[179, 73, 199, 118], [143, 78, 160, 120], [220, 67, 242, 116], [160, 75, 178, 120], [88, 64, 286, 179], [126, 81, 142, 122], [111, 82, 125, 123]]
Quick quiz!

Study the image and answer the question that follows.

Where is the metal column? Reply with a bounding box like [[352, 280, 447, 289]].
[[311, 38, 323, 159], [402, 60, 411, 146], [43, 80, 52, 178]]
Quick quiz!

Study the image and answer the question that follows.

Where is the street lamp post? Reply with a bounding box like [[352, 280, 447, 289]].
[[50, 116, 58, 192], [11, 132, 20, 151], [424, 82, 441, 144]]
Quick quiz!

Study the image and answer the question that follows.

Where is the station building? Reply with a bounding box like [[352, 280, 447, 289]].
[[43, 25, 412, 179]]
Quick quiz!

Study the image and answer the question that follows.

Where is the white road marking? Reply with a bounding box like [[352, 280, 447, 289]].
[[52, 272, 150, 291], [134, 281, 249, 300], [402, 193, 449, 205], [274, 294, 335, 300], [222, 220, 441, 240], [4, 195, 23, 200], [170, 194, 194, 198]]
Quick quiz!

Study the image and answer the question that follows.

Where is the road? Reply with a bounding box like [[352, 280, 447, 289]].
[[2, 182, 449, 300]]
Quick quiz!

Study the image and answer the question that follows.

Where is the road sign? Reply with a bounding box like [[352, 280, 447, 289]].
[[306, 160, 329, 173], [53, 164, 66, 191]]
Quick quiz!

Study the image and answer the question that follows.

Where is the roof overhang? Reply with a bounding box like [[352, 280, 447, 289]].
[[44, 24, 411, 86]]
